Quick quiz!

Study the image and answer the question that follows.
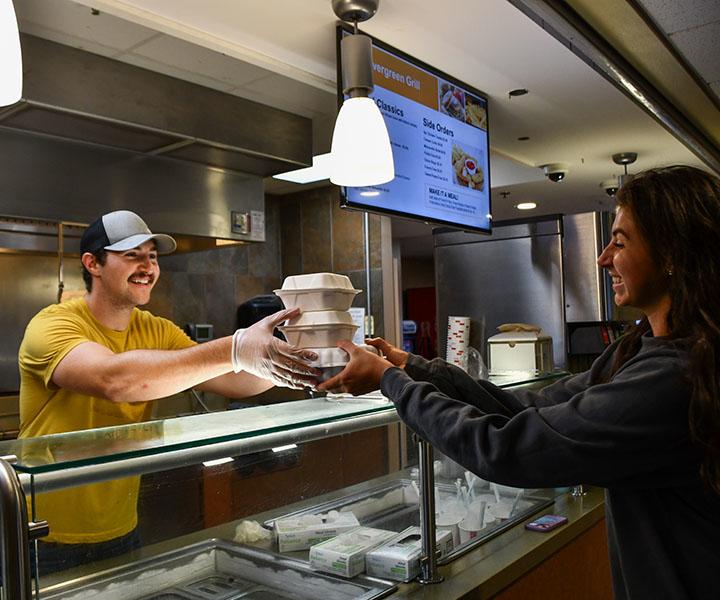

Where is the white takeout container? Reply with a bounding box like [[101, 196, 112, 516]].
[[280, 273, 355, 290], [275, 273, 360, 312], [275, 288, 359, 312], [307, 345, 380, 382], [279, 311, 358, 348]]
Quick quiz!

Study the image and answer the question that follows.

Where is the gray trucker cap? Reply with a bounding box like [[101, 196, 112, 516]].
[[81, 210, 176, 255]]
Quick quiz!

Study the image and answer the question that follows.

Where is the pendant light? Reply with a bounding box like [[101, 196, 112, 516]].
[[0, 0, 22, 106], [330, 0, 394, 187]]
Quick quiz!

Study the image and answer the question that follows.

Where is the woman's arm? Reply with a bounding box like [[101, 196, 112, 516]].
[[382, 349, 695, 490]]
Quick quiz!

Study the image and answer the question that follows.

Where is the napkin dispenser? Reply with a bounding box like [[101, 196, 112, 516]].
[[487, 325, 553, 374]]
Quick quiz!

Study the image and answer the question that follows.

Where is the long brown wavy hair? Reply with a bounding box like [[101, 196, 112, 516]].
[[608, 165, 720, 493]]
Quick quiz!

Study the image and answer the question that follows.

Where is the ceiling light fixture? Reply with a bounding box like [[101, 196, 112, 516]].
[[0, 0, 22, 106], [330, 0, 394, 187], [516, 202, 537, 210]]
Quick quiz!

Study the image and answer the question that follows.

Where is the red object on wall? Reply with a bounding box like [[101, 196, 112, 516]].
[[404, 287, 437, 359]]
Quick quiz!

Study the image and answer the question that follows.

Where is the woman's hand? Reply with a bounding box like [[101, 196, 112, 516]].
[[316, 340, 396, 396], [364, 337, 409, 369]]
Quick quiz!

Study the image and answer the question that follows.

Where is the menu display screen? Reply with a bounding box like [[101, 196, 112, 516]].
[[338, 27, 491, 233]]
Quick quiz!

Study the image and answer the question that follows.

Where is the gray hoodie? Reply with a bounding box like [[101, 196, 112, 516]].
[[381, 336, 720, 599]]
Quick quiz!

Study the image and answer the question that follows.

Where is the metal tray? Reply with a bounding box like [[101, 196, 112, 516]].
[[265, 478, 553, 564], [41, 539, 395, 600]]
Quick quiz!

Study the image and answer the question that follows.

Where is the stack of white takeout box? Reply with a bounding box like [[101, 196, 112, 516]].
[[275, 273, 361, 381]]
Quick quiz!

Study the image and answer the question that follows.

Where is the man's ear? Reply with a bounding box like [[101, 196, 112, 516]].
[[81, 252, 101, 276]]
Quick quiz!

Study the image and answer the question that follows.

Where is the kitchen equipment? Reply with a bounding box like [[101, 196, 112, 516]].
[[236, 295, 284, 329], [42, 539, 394, 600], [487, 330, 553, 374], [183, 323, 214, 343]]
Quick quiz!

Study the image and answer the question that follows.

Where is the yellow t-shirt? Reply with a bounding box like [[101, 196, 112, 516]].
[[18, 297, 195, 543]]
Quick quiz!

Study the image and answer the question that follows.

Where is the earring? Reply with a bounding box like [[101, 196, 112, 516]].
[[666, 269, 673, 276]]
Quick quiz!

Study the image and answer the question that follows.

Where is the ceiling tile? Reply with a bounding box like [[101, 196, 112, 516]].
[[129, 34, 273, 87], [635, 0, 720, 34], [670, 21, 720, 83], [16, 0, 159, 53], [240, 73, 337, 116], [119, 53, 236, 93]]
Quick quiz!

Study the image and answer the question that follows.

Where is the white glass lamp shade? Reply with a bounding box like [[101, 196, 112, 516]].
[[330, 97, 395, 187], [0, 0, 22, 106]]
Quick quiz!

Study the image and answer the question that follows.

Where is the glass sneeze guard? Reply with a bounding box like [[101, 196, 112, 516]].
[[0, 372, 567, 475]]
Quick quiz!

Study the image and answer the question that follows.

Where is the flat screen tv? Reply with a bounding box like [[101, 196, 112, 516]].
[[337, 25, 491, 233]]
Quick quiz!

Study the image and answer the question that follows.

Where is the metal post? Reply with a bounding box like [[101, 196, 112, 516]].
[[0, 456, 32, 600], [417, 437, 443, 584]]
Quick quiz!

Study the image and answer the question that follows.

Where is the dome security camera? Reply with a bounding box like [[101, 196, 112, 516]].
[[541, 163, 569, 183], [600, 177, 622, 198], [601, 178, 619, 197]]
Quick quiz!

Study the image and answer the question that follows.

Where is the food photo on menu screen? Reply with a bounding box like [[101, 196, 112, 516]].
[[341, 29, 491, 233]]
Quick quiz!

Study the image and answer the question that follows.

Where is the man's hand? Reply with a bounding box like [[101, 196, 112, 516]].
[[316, 340, 395, 396], [232, 308, 321, 389]]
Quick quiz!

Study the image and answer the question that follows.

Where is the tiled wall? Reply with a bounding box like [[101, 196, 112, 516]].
[[145, 186, 385, 339], [145, 197, 283, 339], [278, 186, 385, 338]]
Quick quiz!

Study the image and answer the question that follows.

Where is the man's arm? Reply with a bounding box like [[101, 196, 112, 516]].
[[52, 337, 252, 403], [195, 370, 274, 398]]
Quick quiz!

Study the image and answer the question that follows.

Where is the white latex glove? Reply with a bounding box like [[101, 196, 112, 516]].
[[231, 308, 319, 389]]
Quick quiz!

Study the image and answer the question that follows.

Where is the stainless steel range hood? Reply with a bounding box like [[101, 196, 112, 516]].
[[0, 34, 313, 251], [2, 34, 312, 176]]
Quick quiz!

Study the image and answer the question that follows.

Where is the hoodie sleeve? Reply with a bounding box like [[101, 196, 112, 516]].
[[382, 346, 695, 489]]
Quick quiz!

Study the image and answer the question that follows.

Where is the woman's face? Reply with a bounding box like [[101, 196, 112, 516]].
[[597, 207, 669, 313]]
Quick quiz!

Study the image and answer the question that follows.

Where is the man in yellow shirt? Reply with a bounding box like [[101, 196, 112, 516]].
[[18, 209, 319, 572]]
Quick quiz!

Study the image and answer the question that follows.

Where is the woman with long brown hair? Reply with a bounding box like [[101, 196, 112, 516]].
[[319, 165, 720, 599]]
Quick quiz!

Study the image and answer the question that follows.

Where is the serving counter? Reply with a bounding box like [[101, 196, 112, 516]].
[[0, 372, 611, 599]]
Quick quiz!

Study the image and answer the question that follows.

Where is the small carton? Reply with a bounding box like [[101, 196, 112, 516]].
[[274, 510, 360, 552], [365, 526, 454, 582], [309, 527, 396, 578]]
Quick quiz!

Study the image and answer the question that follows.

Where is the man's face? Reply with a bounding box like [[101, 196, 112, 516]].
[[596, 207, 668, 312], [97, 240, 159, 307]]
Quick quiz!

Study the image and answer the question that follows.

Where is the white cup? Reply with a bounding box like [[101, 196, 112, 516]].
[[458, 518, 483, 543], [436, 511, 464, 547]]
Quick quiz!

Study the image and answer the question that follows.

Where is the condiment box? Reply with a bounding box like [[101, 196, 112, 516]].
[[487, 331, 553, 374], [309, 527, 396, 578], [365, 527, 454, 582], [274, 510, 360, 553]]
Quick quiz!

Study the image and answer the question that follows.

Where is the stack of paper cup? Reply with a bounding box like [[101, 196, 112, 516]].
[[446, 316, 471, 368]]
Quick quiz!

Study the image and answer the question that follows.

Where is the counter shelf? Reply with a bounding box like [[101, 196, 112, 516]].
[[0, 372, 568, 599]]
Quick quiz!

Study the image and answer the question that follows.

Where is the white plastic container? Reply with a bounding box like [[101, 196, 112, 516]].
[[280, 273, 355, 290], [275, 288, 359, 312], [279, 311, 358, 348], [275, 273, 360, 312]]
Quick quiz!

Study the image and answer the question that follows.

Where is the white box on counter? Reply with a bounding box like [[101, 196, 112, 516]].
[[365, 526, 454, 582], [309, 527, 396, 578], [274, 510, 360, 552]]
